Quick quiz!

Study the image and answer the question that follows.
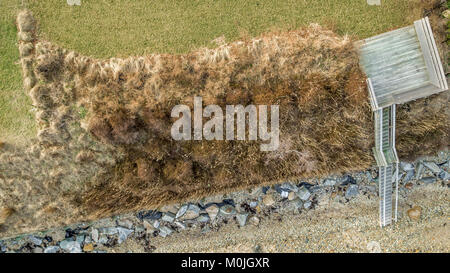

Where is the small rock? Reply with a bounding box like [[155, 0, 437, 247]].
[[438, 171, 449, 181], [32, 247, 44, 253], [143, 220, 155, 233], [323, 178, 337, 186], [197, 214, 210, 223], [421, 177, 437, 184], [400, 162, 415, 172], [83, 243, 94, 252], [117, 227, 133, 244], [91, 228, 99, 242], [262, 193, 275, 206], [178, 204, 200, 220], [403, 170, 415, 183], [249, 201, 258, 208], [339, 175, 356, 185], [138, 210, 162, 221], [175, 221, 187, 230], [220, 204, 236, 216], [44, 246, 60, 253], [84, 236, 92, 244], [116, 219, 133, 229], [287, 191, 297, 201], [249, 216, 260, 226], [99, 227, 118, 236], [280, 191, 289, 198], [160, 204, 179, 214], [415, 163, 424, 180], [161, 212, 176, 223], [236, 213, 248, 227], [159, 226, 173, 238], [422, 162, 441, 174], [404, 182, 413, 189], [28, 236, 43, 246], [407, 206, 422, 221], [205, 204, 219, 221], [303, 201, 312, 209], [59, 239, 82, 253], [345, 184, 359, 199], [175, 205, 188, 219], [222, 199, 236, 207], [279, 182, 298, 192], [75, 234, 85, 245], [98, 235, 108, 245], [297, 187, 311, 201]]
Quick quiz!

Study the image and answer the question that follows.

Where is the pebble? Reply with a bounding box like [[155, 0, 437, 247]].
[[279, 182, 298, 192], [303, 201, 312, 209], [175, 221, 187, 230], [117, 227, 133, 244], [220, 204, 237, 216], [280, 191, 289, 198], [262, 193, 275, 206], [421, 177, 437, 184], [32, 247, 44, 253], [323, 178, 337, 186], [236, 213, 248, 227], [197, 214, 210, 223], [438, 171, 449, 181], [249, 216, 260, 226], [405, 182, 413, 189], [117, 219, 134, 229], [345, 184, 359, 199], [179, 204, 201, 220], [422, 162, 441, 174], [138, 210, 162, 220], [28, 235, 43, 246], [43, 246, 60, 253], [91, 228, 99, 242], [159, 226, 173, 238], [99, 227, 118, 235], [415, 163, 424, 180], [143, 220, 155, 233], [403, 171, 415, 183], [161, 212, 176, 223], [297, 187, 311, 201], [287, 191, 296, 201], [339, 175, 356, 185], [83, 243, 94, 252], [59, 239, 82, 253], [75, 234, 85, 245], [175, 204, 188, 219], [407, 206, 422, 221], [249, 201, 258, 208], [205, 204, 219, 220], [98, 235, 108, 245], [400, 162, 415, 172]]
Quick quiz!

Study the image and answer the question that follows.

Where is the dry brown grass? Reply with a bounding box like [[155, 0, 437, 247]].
[[0, 6, 448, 237]]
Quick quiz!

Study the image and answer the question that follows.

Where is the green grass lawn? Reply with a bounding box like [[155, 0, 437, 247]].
[[0, 1, 35, 145], [0, 0, 424, 144]]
